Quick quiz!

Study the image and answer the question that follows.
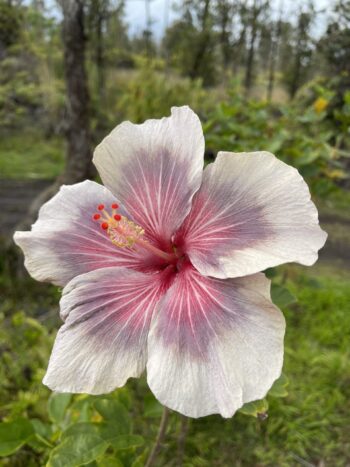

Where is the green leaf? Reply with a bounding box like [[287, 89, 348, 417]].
[[70, 396, 92, 423], [61, 422, 101, 440], [111, 435, 144, 451], [99, 422, 122, 441], [239, 399, 269, 419], [266, 133, 287, 153], [48, 393, 72, 424], [271, 284, 297, 308], [28, 418, 54, 449], [264, 267, 278, 279], [29, 433, 54, 449], [94, 399, 130, 434], [268, 373, 289, 398], [0, 418, 34, 457], [131, 455, 146, 467], [47, 434, 108, 467], [97, 457, 124, 467], [31, 418, 52, 439], [143, 394, 163, 418], [61, 421, 132, 445], [297, 150, 320, 166]]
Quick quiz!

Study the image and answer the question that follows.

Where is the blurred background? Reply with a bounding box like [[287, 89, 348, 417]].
[[0, 0, 349, 465]]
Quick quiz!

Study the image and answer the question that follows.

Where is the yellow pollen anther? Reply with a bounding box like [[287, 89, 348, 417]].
[[107, 217, 145, 248], [94, 204, 144, 247]]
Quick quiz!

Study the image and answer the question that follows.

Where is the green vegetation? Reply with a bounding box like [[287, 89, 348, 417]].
[[1, 75, 348, 195], [1, 262, 349, 466], [0, 132, 64, 179]]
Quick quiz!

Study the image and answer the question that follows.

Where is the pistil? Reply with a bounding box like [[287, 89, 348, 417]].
[[132, 236, 176, 262]]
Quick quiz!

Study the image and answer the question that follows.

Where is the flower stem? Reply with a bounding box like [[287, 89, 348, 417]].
[[145, 406, 170, 467], [177, 414, 189, 466]]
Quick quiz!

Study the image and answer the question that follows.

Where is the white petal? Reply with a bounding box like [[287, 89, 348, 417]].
[[93, 106, 204, 244], [44, 267, 169, 394], [175, 151, 327, 278], [146, 265, 285, 418]]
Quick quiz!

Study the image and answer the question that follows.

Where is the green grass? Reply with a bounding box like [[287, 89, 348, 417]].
[[0, 132, 65, 179]]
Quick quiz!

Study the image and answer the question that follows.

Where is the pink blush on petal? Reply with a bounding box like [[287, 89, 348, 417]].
[[43, 265, 176, 395], [152, 263, 226, 358], [146, 268, 285, 418], [115, 148, 198, 249], [173, 183, 268, 273]]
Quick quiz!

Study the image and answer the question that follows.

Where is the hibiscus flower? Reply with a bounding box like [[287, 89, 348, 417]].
[[14, 106, 327, 418]]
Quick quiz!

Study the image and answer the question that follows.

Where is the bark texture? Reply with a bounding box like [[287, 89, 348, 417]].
[[244, 0, 258, 93], [60, 0, 94, 184], [190, 0, 211, 80], [14, 0, 93, 236]]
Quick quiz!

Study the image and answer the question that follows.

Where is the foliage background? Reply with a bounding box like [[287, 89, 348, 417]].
[[0, 0, 350, 465]]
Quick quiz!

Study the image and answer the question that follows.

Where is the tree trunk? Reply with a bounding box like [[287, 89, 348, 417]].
[[60, 0, 93, 184], [267, 4, 283, 102], [289, 47, 301, 99], [266, 41, 276, 101], [190, 0, 211, 79], [289, 9, 311, 100], [144, 0, 152, 58], [217, 0, 232, 70], [94, 1, 105, 101], [244, 1, 258, 94], [289, 18, 303, 100], [13, 0, 93, 235], [232, 25, 246, 76]]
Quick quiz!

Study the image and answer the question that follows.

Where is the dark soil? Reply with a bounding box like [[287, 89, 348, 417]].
[[0, 179, 51, 238]]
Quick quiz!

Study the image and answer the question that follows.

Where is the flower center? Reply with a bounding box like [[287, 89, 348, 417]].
[[92, 203, 177, 263]]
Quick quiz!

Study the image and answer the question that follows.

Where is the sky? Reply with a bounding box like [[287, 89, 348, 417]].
[[124, 0, 334, 40], [42, 0, 334, 41], [124, 0, 175, 39]]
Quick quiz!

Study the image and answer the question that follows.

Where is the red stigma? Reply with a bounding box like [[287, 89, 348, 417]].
[[98, 204, 105, 211], [101, 222, 109, 230], [114, 214, 121, 221], [111, 203, 119, 209], [93, 213, 101, 220]]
